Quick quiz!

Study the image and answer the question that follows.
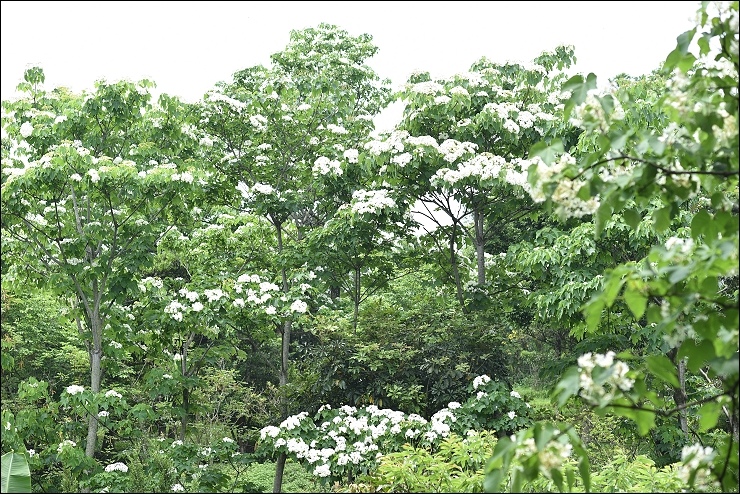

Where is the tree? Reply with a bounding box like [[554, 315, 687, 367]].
[[1, 69, 205, 463], [363, 46, 579, 310], [487, 2, 739, 491], [197, 23, 392, 492]]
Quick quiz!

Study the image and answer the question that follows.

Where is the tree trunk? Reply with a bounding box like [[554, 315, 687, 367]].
[[474, 210, 486, 285], [274, 221, 290, 493], [668, 349, 689, 434], [272, 453, 287, 493], [352, 266, 360, 332], [675, 357, 688, 433], [85, 312, 103, 459], [448, 227, 466, 310], [179, 336, 193, 441]]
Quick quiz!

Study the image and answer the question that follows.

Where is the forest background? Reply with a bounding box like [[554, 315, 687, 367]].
[[1, 1, 738, 493]]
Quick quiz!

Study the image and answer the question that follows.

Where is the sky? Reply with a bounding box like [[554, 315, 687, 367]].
[[1, 1, 700, 131]]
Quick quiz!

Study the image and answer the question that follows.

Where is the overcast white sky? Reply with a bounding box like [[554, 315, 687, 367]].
[[1, 1, 699, 130]]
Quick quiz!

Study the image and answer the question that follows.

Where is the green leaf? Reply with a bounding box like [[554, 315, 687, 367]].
[[611, 405, 656, 435], [668, 265, 692, 284], [691, 210, 711, 239], [698, 401, 723, 432], [551, 467, 564, 493], [579, 456, 591, 493], [623, 287, 647, 320], [645, 355, 680, 388], [584, 298, 605, 332], [652, 206, 671, 232], [553, 366, 581, 407], [602, 273, 627, 307], [676, 29, 697, 54], [594, 202, 614, 236], [678, 339, 716, 372], [610, 131, 630, 151], [530, 140, 564, 165], [1, 452, 31, 494], [622, 209, 641, 230], [677, 52, 697, 73]]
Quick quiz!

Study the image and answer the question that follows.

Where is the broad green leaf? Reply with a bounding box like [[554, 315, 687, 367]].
[[603, 273, 627, 307], [623, 286, 647, 320], [611, 405, 656, 435], [652, 206, 671, 232], [584, 298, 605, 332], [579, 456, 591, 493], [645, 354, 680, 388], [1, 452, 31, 494], [677, 52, 697, 73], [698, 401, 723, 432], [668, 265, 692, 284], [679, 339, 716, 372], [691, 210, 711, 239], [530, 140, 563, 165], [610, 131, 630, 151], [594, 201, 614, 236], [553, 366, 581, 407], [622, 208, 641, 230], [676, 29, 697, 54]]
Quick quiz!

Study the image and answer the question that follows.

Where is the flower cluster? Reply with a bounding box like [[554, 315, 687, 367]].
[[57, 439, 76, 453], [350, 189, 396, 215], [65, 385, 85, 395], [431, 153, 508, 187], [512, 434, 573, 479], [104, 462, 129, 473], [105, 389, 123, 399], [312, 156, 343, 176], [256, 375, 532, 483], [577, 351, 634, 405], [678, 443, 718, 491], [524, 152, 599, 218]]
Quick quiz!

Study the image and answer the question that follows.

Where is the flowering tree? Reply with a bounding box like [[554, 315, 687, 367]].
[[304, 188, 416, 330], [504, 71, 678, 374], [363, 46, 578, 309], [254, 374, 532, 487], [197, 23, 392, 491], [487, 2, 739, 491], [1, 68, 205, 460]]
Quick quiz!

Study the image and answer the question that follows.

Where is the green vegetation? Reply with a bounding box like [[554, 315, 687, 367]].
[[1, 2, 737, 492]]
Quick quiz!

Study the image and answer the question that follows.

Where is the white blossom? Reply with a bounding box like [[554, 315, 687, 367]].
[[66, 385, 85, 395], [473, 374, 491, 389], [20, 121, 33, 137], [290, 299, 308, 313]]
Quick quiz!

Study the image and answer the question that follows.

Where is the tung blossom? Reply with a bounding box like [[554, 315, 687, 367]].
[[290, 299, 308, 313], [65, 385, 85, 395], [20, 121, 33, 137]]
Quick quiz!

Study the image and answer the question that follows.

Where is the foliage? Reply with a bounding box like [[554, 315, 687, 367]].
[[1, 3, 737, 493], [254, 375, 532, 487], [349, 430, 498, 493], [1, 452, 31, 493], [297, 267, 514, 416]]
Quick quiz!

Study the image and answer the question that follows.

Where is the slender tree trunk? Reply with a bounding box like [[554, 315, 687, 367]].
[[448, 227, 466, 310], [273, 454, 287, 493], [668, 349, 689, 434], [273, 317, 292, 494], [85, 311, 103, 459], [675, 358, 688, 433], [273, 221, 290, 493], [352, 266, 360, 332], [179, 333, 194, 441], [330, 285, 340, 299], [474, 210, 486, 285]]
